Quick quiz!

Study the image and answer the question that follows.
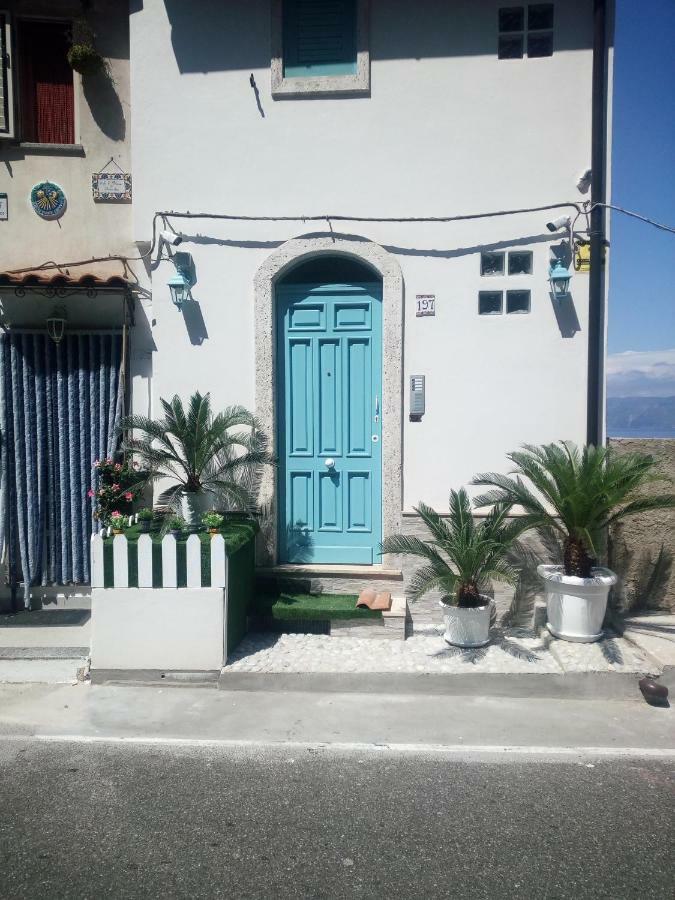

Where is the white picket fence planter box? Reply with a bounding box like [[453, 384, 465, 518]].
[[90, 533, 230, 677]]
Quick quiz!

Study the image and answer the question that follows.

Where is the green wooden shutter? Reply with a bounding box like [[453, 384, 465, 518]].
[[283, 0, 357, 78], [0, 13, 13, 136]]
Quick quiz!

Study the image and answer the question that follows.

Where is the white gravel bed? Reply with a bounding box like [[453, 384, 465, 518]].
[[225, 628, 564, 675]]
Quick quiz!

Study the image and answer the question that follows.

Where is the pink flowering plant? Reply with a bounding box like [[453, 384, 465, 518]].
[[109, 511, 126, 531], [89, 457, 146, 525]]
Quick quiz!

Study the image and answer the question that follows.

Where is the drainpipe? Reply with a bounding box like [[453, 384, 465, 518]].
[[586, 0, 609, 446]]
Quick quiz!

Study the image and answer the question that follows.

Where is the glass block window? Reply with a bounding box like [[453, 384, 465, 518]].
[[481, 252, 505, 276], [528, 3, 554, 29], [508, 251, 533, 275], [506, 290, 531, 314], [479, 292, 503, 315], [498, 4, 554, 59]]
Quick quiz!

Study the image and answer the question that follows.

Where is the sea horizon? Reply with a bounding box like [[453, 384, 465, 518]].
[[607, 425, 675, 439]]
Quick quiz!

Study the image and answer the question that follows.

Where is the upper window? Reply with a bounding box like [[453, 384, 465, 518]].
[[18, 19, 74, 144], [272, 0, 370, 98], [498, 5, 554, 59], [0, 15, 75, 144], [283, 0, 357, 78]]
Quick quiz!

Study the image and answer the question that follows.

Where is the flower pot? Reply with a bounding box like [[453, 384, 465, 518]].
[[112, 528, 123, 535], [208, 528, 219, 535], [181, 491, 215, 532], [139, 521, 151, 533], [537, 564, 617, 643], [439, 596, 493, 648], [170, 529, 182, 539]]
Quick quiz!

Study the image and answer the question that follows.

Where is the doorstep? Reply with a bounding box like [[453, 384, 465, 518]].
[[257, 564, 403, 579]]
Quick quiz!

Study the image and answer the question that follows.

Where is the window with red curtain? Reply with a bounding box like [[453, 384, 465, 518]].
[[18, 19, 74, 144]]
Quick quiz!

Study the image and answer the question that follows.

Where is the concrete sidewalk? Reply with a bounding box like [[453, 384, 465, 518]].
[[0, 682, 672, 755]]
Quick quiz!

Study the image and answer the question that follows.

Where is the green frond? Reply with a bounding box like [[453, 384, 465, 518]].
[[120, 391, 273, 506]]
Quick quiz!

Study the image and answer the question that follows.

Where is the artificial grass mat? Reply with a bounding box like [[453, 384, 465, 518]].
[[102, 520, 258, 555], [250, 592, 382, 621]]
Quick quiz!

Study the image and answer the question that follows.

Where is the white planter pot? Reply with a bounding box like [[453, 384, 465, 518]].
[[181, 490, 215, 531], [440, 596, 493, 648], [537, 564, 617, 643]]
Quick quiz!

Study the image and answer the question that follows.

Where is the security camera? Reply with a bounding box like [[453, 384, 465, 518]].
[[546, 216, 572, 233], [576, 168, 592, 194], [159, 229, 183, 246]]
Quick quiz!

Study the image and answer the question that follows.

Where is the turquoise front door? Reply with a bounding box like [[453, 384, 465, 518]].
[[277, 282, 382, 564]]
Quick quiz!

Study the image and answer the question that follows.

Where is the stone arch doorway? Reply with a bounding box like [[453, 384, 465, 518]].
[[254, 234, 403, 567]]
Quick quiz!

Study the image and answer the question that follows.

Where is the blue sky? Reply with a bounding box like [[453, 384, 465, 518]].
[[607, 0, 675, 397]]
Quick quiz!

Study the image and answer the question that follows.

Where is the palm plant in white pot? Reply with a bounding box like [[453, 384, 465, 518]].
[[121, 392, 274, 530], [381, 489, 521, 647], [473, 442, 675, 642]]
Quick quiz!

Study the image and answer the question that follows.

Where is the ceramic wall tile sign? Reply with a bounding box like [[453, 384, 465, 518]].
[[0, 193, 7, 220], [30, 182, 67, 220], [415, 294, 435, 317], [92, 157, 132, 202]]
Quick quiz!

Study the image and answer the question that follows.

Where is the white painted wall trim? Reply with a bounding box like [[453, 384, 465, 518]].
[[253, 232, 403, 566]]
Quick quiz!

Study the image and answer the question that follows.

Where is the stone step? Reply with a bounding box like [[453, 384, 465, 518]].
[[0, 657, 87, 683], [0, 646, 89, 659], [256, 564, 404, 597]]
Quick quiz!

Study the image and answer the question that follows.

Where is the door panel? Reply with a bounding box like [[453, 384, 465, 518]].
[[278, 282, 382, 564], [318, 339, 341, 455], [346, 337, 370, 456], [288, 339, 313, 456], [347, 471, 371, 532]]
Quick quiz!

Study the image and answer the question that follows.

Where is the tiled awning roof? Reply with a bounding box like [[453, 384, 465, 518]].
[[0, 272, 129, 289]]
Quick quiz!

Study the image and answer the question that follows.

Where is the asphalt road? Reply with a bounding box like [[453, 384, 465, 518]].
[[0, 740, 672, 900]]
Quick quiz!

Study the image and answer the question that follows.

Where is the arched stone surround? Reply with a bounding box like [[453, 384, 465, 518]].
[[254, 233, 404, 567]]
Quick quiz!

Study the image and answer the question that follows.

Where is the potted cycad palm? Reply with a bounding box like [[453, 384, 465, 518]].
[[121, 392, 274, 531], [473, 442, 675, 643], [381, 489, 520, 647]]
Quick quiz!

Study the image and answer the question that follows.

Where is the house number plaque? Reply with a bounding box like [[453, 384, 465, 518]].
[[416, 294, 436, 317]]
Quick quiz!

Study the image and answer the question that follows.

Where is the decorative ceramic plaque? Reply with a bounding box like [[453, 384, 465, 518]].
[[30, 182, 67, 220], [92, 172, 132, 202]]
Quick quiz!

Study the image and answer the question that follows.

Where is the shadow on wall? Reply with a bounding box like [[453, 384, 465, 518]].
[[550, 292, 581, 338], [82, 67, 126, 142], [156, 0, 595, 74], [181, 298, 209, 345]]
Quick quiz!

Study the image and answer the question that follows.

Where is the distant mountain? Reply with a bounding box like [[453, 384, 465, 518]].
[[607, 396, 675, 437]]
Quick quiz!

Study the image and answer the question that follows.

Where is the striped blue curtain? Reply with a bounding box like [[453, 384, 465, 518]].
[[0, 332, 123, 609]]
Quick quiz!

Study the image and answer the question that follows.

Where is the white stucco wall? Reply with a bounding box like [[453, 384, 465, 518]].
[[129, 0, 603, 513]]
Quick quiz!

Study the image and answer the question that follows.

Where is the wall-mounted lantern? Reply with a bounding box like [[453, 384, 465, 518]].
[[548, 259, 572, 298], [46, 305, 68, 344], [167, 252, 195, 309]]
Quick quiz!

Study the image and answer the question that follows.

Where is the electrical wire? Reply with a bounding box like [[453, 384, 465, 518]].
[[4, 200, 674, 278], [591, 202, 675, 235]]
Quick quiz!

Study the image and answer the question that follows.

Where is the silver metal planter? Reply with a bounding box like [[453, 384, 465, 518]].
[[440, 596, 493, 648], [180, 490, 215, 531]]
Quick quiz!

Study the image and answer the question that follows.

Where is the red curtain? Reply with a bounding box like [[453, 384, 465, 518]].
[[19, 20, 74, 144]]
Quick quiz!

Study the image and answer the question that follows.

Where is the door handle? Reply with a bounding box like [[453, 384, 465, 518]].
[[325, 458, 335, 469], [374, 394, 380, 422]]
